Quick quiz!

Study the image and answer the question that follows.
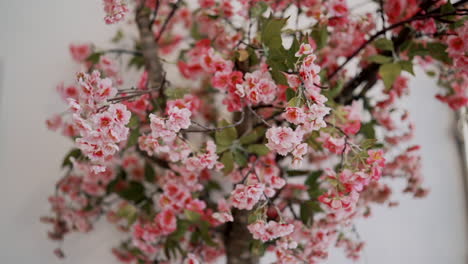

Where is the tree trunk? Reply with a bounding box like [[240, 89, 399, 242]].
[[223, 111, 258, 264], [224, 210, 259, 264]]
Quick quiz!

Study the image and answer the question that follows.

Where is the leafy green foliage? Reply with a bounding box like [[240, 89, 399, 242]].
[[144, 162, 155, 182], [127, 128, 140, 147], [360, 121, 377, 139], [260, 16, 299, 85], [246, 144, 270, 156], [367, 55, 393, 64], [215, 120, 238, 147], [86, 52, 103, 64], [399, 60, 414, 75], [251, 1, 268, 18], [62, 148, 83, 168], [220, 152, 234, 174], [311, 24, 328, 50], [117, 181, 146, 203], [379, 63, 402, 90], [239, 127, 266, 145], [116, 204, 138, 225], [373, 38, 394, 51]]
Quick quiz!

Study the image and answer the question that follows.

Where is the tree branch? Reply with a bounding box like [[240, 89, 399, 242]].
[[135, 7, 165, 91]]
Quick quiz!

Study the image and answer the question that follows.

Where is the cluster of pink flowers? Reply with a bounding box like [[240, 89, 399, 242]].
[[446, 21, 468, 73], [266, 126, 303, 155], [132, 209, 177, 255], [64, 71, 131, 165], [103, 0, 129, 24], [266, 127, 310, 167], [319, 149, 386, 211], [384, 0, 419, 24], [75, 103, 130, 164], [247, 220, 294, 242], [236, 69, 278, 106], [139, 105, 192, 160], [282, 104, 330, 132], [69, 43, 92, 63], [230, 183, 266, 210]]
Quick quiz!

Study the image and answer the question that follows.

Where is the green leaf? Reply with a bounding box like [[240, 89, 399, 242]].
[[305, 131, 323, 151], [379, 63, 402, 90], [440, 0, 456, 22], [300, 201, 321, 226], [367, 55, 393, 64], [247, 47, 260, 66], [86, 52, 103, 64], [117, 181, 146, 203], [220, 152, 234, 175], [190, 22, 204, 40], [144, 162, 155, 182], [239, 127, 266, 145], [270, 68, 288, 85], [287, 170, 310, 176], [325, 79, 344, 99], [360, 121, 376, 139], [426, 42, 451, 64], [116, 204, 138, 225], [127, 128, 140, 147], [251, 1, 268, 17], [311, 25, 328, 50], [61, 148, 82, 168], [198, 220, 217, 246], [374, 38, 394, 51], [168, 219, 190, 240], [233, 150, 248, 167], [261, 16, 288, 49], [247, 144, 270, 156], [215, 119, 238, 147], [165, 87, 189, 100], [305, 170, 323, 199], [129, 56, 145, 69], [361, 138, 377, 150], [111, 30, 124, 43], [399, 60, 414, 75], [250, 240, 266, 256], [205, 180, 222, 192], [184, 209, 202, 222], [128, 114, 139, 129], [288, 96, 303, 107], [285, 88, 296, 101]]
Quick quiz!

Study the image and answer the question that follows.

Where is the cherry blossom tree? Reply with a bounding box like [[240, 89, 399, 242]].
[[42, 0, 467, 263]]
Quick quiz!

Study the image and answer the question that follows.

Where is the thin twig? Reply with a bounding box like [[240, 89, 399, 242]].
[[248, 105, 272, 127], [183, 111, 246, 133], [155, 0, 182, 42]]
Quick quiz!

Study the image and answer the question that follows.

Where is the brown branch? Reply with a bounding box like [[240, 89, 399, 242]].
[[328, 11, 466, 81], [135, 7, 165, 91], [334, 0, 468, 104], [155, 0, 182, 42]]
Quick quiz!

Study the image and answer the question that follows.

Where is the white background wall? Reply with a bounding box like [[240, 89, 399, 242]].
[[0, 1, 467, 263]]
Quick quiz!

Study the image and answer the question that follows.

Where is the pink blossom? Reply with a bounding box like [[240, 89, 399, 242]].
[[366, 149, 386, 168], [266, 127, 302, 156], [166, 107, 192, 132], [69, 44, 91, 63], [103, 0, 128, 24], [155, 210, 177, 235], [283, 107, 306, 125], [295, 43, 314, 57], [230, 183, 265, 210], [46, 114, 62, 131], [247, 220, 294, 242], [184, 253, 200, 264]]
